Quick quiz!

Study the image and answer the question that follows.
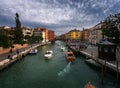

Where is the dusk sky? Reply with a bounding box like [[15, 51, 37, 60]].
[[0, 0, 120, 35]]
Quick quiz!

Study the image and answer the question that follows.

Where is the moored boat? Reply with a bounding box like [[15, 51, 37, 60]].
[[44, 50, 53, 59], [28, 49, 38, 55], [85, 59, 101, 69], [66, 50, 75, 62], [84, 82, 96, 88]]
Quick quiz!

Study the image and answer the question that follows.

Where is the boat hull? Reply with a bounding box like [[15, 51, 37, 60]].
[[84, 82, 96, 88], [66, 57, 75, 62], [28, 49, 38, 55], [85, 59, 101, 69], [66, 51, 75, 62], [44, 50, 53, 59], [44, 54, 52, 59]]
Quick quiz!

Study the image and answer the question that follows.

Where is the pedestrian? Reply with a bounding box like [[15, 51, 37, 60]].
[[16, 49, 19, 54], [7, 54, 10, 58], [7, 54, 12, 60], [16, 49, 20, 60], [10, 48, 12, 53]]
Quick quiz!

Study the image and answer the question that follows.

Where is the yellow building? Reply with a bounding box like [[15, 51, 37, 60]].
[[67, 29, 82, 40]]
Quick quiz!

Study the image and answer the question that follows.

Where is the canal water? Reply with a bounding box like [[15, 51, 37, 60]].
[[0, 41, 119, 88]]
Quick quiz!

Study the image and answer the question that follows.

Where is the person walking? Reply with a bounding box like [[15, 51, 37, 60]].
[[10, 48, 12, 53]]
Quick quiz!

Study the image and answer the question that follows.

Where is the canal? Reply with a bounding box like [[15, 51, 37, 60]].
[[0, 41, 119, 88]]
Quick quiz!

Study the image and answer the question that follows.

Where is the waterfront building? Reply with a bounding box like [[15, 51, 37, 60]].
[[41, 28, 55, 42], [44, 28, 49, 42], [22, 26, 33, 37], [0, 26, 11, 30], [48, 30, 55, 42], [33, 28, 55, 43], [33, 28, 42, 36], [65, 32, 70, 40], [0, 26, 33, 39], [82, 28, 89, 41], [40, 28, 46, 43], [0, 26, 15, 39], [66, 29, 82, 40], [33, 28, 43, 43], [56, 34, 66, 40], [89, 23, 104, 45]]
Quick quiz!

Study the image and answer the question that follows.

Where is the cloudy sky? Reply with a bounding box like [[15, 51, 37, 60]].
[[0, 0, 120, 35]]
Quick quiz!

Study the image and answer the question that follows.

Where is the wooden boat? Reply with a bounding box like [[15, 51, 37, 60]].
[[28, 49, 38, 55], [44, 50, 53, 59], [66, 50, 75, 62], [84, 82, 96, 88], [85, 59, 101, 69]]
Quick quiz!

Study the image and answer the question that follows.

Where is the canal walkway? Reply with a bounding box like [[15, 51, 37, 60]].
[[0, 43, 48, 70], [80, 45, 120, 73]]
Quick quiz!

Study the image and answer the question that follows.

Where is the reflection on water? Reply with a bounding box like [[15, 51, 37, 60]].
[[58, 62, 71, 77]]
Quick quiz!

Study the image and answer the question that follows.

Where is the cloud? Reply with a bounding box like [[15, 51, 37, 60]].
[[0, 0, 75, 24], [0, 0, 120, 35]]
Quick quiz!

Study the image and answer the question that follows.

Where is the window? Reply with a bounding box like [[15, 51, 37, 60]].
[[99, 47, 101, 51], [111, 48, 114, 53], [104, 48, 108, 52]]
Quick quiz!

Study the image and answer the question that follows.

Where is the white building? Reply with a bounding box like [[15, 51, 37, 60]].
[[89, 23, 103, 45], [22, 27, 33, 37]]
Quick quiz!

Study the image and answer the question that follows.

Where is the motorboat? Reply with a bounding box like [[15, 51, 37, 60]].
[[66, 50, 75, 62], [44, 50, 53, 59], [28, 49, 38, 55], [84, 82, 96, 88], [60, 46, 65, 51], [57, 43, 61, 46]]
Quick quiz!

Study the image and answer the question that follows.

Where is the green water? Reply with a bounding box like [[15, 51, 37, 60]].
[[0, 41, 119, 88]]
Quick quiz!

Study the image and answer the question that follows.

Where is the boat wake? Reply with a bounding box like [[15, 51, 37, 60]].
[[58, 62, 71, 77]]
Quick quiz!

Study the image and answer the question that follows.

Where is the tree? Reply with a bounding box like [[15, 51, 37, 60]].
[[29, 36, 43, 44], [0, 30, 13, 48], [14, 13, 23, 44], [24, 35, 31, 41], [102, 13, 120, 44]]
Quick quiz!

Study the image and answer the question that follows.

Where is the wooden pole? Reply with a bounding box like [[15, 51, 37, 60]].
[[116, 60, 119, 83], [101, 64, 104, 85], [91, 51, 93, 59], [104, 58, 107, 76]]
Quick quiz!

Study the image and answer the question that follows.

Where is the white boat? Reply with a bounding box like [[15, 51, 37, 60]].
[[29, 49, 38, 55], [44, 50, 53, 59], [57, 43, 61, 46], [60, 46, 65, 51]]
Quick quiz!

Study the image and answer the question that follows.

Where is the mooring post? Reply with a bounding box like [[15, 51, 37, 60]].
[[101, 64, 104, 85], [91, 51, 93, 59], [116, 59, 119, 84], [104, 58, 107, 76]]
